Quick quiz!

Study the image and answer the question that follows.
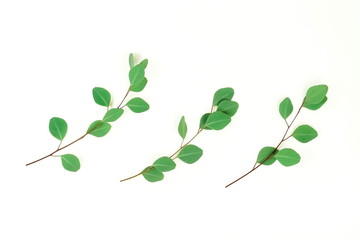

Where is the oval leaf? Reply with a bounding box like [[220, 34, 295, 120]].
[[129, 64, 145, 86], [292, 125, 318, 143], [139, 59, 148, 69], [304, 85, 328, 105], [213, 87, 234, 106], [279, 97, 293, 120], [304, 96, 327, 110], [177, 145, 203, 164], [217, 100, 239, 117], [256, 147, 278, 166], [153, 157, 176, 172], [205, 112, 231, 130], [129, 53, 135, 68], [87, 120, 111, 137], [275, 148, 301, 166], [178, 116, 187, 139], [103, 108, 124, 122], [49, 117, 68, 140], [92, 87, 111, 107], [61, 154, 80, 172], [130, 77, 147, 92], [126, 97, 149, 113], [142, 166, 164, 182], [199, 113, 211, 130]]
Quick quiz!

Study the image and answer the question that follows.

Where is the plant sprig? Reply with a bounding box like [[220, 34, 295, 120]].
[[225, 84, 328, 188], [26, 53, 150, 172], [120, 87, 239, 182]]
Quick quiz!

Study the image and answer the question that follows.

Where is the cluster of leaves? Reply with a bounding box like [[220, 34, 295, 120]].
[[122, 87, 239, 182], [225, 84, 328, 188], [28, 54, 150, 172]]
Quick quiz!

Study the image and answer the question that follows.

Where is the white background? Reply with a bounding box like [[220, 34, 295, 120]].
[[1, 0, 359, 239]]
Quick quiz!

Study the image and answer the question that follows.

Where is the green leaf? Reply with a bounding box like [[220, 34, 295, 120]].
[[304, 85, 328, 105], [129, 64, 145, 86], [103, 108, 124, 122], [92, 87, 111, 107], [205, 112, 231, 130], [199, 113, 211, 129], [177, 145, 203, 164], [129, 53, 134, 68], [178, 116, 187, 139], [87, 120, 111, 137], [142, 167, 164, 182], [213, 87, 234, 106], [126, 97, 150, 113], [275, 148, 301, 166], [279, 97, 293, 120], [130, 77, 147, 92], [49, 117, 68, 140], [256, 147, 278, 166], [292, 125, 318, 143], [153, 157, 176, 172], [61, 154, 80, 172], [304, 96, 328, 110], [217, 100, 239, 117]]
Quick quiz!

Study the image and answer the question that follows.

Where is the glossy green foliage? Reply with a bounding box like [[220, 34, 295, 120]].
[[130, 77, 147, 92], [92, 87, 111, 107], [87, 120, 111, 137], [126, 97, 149, 113], [153, 157, 176, 172], [304, 85, 328, 106], [199, 113, 211, 129], [279, 97, 293, 120], [129, 53, 135, 68], [256, 147, 278, 166], [142, 167, 164, 182], [49, 117, 68, 141], [178, 116, 187, 139], [61, 154, 80, 172], [205, 112, 231, 130], [103, 108, 124, 122], [177, 145, 203, 164], [292, 125, 318, 143], [275, 148, 301, 166], [304, 96, 327, 110], [213, 87, 234, 106], [217, 100, 239, 117]]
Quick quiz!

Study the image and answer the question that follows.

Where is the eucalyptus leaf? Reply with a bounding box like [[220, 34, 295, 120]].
[[292, 125, 318, 143], [153, 157, 176, 172], [256, 147, 278, 166], [213, 87, 234, 106], [139, 59, 148, 69], [178, 116, 187, 139], [126, 97, 149, 113], [129, 53, 135, 68], [103, 108, 124, 122], [129, 64, 145, 86], [142, 167, 164, 182], [217, 100, 239, 117], [87, 120, 111, 137], [177, 145, 203, 164], [205, 112, 231, 130], [279, 97, 293, 120], [61, 154, 80, 172], [304, 96, 327, 110], [275, 148, 301, 166], [92, 87, 111, 107], [304, 85, 328, 105], [49, 117, 68, 141]]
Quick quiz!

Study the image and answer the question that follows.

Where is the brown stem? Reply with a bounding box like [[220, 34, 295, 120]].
[[225, 102, 304, 188], [26, 87, 132, 167]]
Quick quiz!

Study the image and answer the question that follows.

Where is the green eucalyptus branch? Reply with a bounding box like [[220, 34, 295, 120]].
[[121, 87, 239, 182], [26, 54, 150, 172], [225, 84, 328, 188]]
